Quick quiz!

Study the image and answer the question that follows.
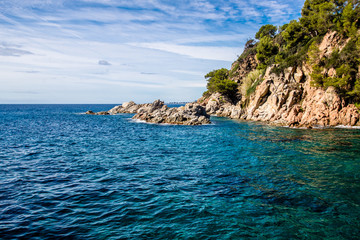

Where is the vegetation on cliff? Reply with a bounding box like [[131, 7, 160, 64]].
[[204, 0, 360, 104], [203, 68, 238, 100]]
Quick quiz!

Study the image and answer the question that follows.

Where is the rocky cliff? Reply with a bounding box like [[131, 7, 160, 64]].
[[199, 31, 360, 128]]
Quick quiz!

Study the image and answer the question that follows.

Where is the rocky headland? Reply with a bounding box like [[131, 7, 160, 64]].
[[86, 100, 210, 125], [87, 1, 360, 129], [86, 30, 360, 128], [197, 30, 360, 128]]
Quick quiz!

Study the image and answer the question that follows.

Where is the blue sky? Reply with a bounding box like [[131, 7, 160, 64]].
[[0, 0, 305, 103]]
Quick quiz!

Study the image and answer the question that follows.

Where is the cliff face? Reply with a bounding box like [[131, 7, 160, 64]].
[[199, 31, 360, 128]]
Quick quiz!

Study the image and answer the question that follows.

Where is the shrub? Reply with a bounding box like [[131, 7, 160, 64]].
[[240, 69, 265, 97], [237, 43, 257, 62], [246, 79, 263, 96], [229, 62, 240, 78]]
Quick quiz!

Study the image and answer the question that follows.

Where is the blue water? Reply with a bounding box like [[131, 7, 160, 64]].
[[1, 104, 360, 239]]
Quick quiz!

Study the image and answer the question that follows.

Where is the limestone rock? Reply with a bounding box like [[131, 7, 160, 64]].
[[338, 105, 360, 126]]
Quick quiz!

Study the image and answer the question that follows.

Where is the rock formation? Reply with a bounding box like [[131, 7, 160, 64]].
[[198, 31, 360, 128], [86, 29, 360, 128], [86, 100, 210, 125], [133, 101, 210, 125]]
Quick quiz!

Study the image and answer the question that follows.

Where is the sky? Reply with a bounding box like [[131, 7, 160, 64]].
[[0, 0, 305, 104]]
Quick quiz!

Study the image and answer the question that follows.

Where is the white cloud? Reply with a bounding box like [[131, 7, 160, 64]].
[[130, 42, 240, 61], [0, 0, 304, 103]]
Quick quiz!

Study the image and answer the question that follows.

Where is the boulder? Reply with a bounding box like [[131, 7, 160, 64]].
[[108, 105, 122, 114], [205, 93, 233, 115], [85, 110, 109, 115], [122, 101, 136, 109], [85, 110, 95, 115], [97, 111, 109, 115]]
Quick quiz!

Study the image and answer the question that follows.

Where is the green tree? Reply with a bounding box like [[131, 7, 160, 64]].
[[338, 2, 359, 36], [301, 0, 337, 36], [348, 79, 360, 103], [255, 24, 277, 40], [323, 64, 351, 88], [256, 36, 279, 68], [205, 68, 238, 98], [282, 20, 310, 49], [307, 40, 321, 65]]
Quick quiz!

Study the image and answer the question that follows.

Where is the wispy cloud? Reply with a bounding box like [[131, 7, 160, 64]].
[[0, 47, 33, 56], [0, 42, 34, 57], [98, 60, 111, 65], [0, 0, 304, 103], [130, 42, 240, 61], [141, 72, 157, 75]]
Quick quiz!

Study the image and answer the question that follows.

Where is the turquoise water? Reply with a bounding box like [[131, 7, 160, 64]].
[[1, 104, 360, 239]]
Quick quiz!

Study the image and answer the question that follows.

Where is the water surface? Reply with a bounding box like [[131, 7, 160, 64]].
[[1, 104, 360, 239]]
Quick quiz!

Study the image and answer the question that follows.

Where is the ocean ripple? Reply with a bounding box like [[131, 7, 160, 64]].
[[0, 105, 360, 239]]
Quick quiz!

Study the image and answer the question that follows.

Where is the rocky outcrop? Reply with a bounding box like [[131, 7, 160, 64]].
[[86, 100, 210, 125], [198, 92, 243, 119], [198, 31, 360, 128], [85, 110, 109, 115], [108, 101, 142, 114], [229, 46, 258, 84], [133, 101, 210, 125], [318, 31, 348, 59], [85, 110, 95, 115], [200, 63, 360, 128], [86, 31, 360, 128], [245, 65, 359, 127]]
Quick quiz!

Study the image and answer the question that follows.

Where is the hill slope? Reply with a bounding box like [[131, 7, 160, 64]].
[[199, 0, 360, 128]]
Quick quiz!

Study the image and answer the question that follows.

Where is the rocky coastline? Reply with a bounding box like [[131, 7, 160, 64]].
[[86, 30, 360, 128], [198, 66, 360, 128], [86, 100, 210, 125], [197, 31, 360, 129]]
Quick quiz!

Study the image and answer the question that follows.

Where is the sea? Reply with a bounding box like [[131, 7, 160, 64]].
[[1, 104, 360, 239]]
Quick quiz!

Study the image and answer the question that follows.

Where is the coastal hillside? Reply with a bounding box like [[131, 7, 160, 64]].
[[199, 0, 360, 128]]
